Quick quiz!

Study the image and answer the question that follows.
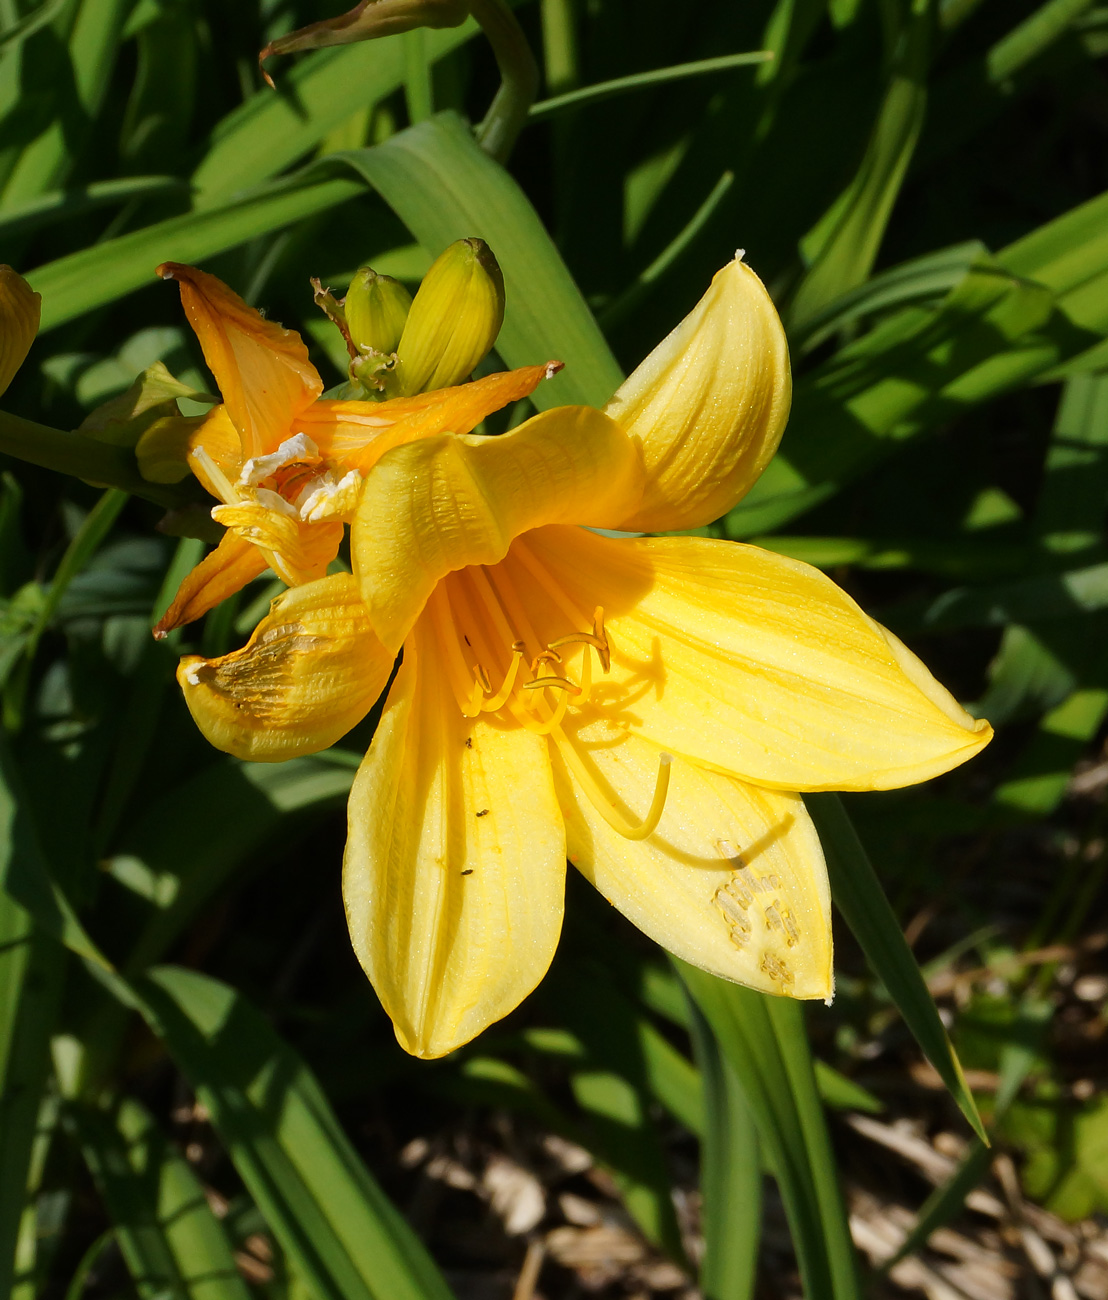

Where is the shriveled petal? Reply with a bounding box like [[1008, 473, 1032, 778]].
[[211, 502, 343, 586], [178, 574, 390, 761], [552, 724, 831, 998], [299, 362, 561, 473], [522, 527, 992, 791], [154, 531, 268, 637], [343, 619, 566, 1058], [137, 405, 240, 485], [0, 265, 40, 397], [353, 406, 644, 651], [158, 263, 322, 460], [606, 256, 791, 532]]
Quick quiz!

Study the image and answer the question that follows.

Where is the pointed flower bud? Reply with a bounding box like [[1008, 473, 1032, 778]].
[[345, 268, 413, 356], [0, 266, 40, 398], [395, 238, 505, 394]]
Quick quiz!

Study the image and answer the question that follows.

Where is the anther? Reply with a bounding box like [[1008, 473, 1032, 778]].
[[547, 606, 611, 673], [530, 648, 563, 673]]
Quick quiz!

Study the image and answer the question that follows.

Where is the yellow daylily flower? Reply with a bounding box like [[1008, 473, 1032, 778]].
[[0, 265, 40, 397], [174, 253, 992, 1059], [149, 262, 559, 636]]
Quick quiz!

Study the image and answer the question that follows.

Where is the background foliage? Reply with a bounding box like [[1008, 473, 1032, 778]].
[[1, 0, 1107, 1296]]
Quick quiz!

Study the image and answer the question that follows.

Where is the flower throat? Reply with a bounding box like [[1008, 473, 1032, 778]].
[[429, 535, 671, 842]]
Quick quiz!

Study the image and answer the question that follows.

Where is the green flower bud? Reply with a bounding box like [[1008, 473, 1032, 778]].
[[344, 268, 413, 356], [395, 238, 505, 394]]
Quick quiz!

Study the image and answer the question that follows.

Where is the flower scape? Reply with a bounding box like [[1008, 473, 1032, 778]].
[[152, 243, 992, 1059]]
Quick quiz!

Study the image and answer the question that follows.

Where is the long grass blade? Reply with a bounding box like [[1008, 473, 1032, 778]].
[[678, 964, 861, 1300], [804, 793, 987, 1143], [29, 173, 365, 331], [73, 1097, 251, 1299], [687, 996, 761, 1300], [136, 966, 456, 1300]]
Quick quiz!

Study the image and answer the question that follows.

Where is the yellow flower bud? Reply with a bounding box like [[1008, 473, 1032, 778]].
[[344, 267, 413, 355], [395, 238, 505, 394], [0, 266, 40, 398]]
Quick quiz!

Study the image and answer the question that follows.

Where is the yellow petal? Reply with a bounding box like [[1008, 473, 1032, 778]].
[[136, 404, 240, 484], [0, 265, 40, 397], [155, 531, 268, 637], [299, 362, 560, 473], [211, 502, 343, 586], [553, 725, 832, 998], [177, 573, 391, 761], [343, 619, 566, 1058], [158, 263, 322, 460], [606, 256, 791, 532], [352, 406, 644, 651], [520, 526, 992, 791]]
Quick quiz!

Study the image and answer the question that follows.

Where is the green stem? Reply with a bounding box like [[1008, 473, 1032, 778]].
[[469, 0, 539, 162], [0, 409, 192, 508]]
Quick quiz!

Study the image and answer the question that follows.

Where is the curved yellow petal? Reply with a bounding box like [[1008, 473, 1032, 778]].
[[0, 265, 40, 397], [211, 502, 343, 586], [158, 263, 321, 460], [299, 362, 560, 473], [521, 526, 992, 791], [177, 573, 391, 761], [136, 404, 240, 485], [154, 531, 268, 637], [606, 256, 791, 532], [352, 405, 644, 652], [343, 619, 566, 1058], [553, 725, 832, 998]]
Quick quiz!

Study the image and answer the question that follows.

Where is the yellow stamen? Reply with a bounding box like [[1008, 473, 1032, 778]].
[[554, 736, 672, 841], [518, 686, 572, 736], [480, 645, 524, 712]]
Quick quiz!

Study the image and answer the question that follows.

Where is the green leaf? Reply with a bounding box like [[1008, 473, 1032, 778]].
[[730, 189, 1108, 535], [0, 733, 111, 969], [528, 50, 772, 120], [804, 793, 987, 1143], [677, 964, 861, 1300], [116, 757, 354, 976], [552, 965, 688, 1258], [29, 172, 365, 332], [879, 1140, 990, 1273], [0, 893, 65, 1300], [789, 0, 931, 328], [993, 687, 1108, 815], [192, 20, 484, 202], [0, 176, 187, 240], [73, 1097, 251, 1300], [332, 112, 624, 408], [987, 0, 1098, 82], [792, 241, 986, 355], [136, 966, 456, 1300], [687, 996, 761, 1300], [812, 1061, 883, 1114]]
